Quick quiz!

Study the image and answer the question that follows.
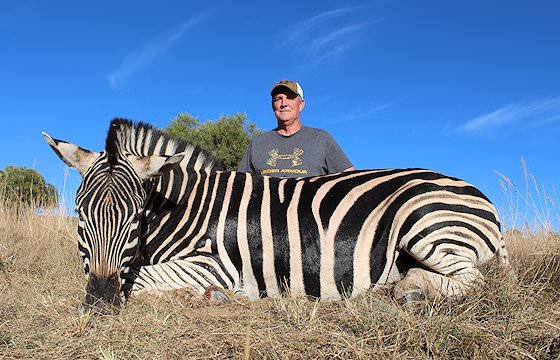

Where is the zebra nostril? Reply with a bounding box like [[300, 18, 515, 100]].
[[84, 272, 122, 314], [79, 299, 120, 316]]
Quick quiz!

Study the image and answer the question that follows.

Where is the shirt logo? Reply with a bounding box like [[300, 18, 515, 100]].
[[267, 148, 304, 167]]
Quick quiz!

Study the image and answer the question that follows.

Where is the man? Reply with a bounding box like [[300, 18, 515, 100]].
[[238, 80, 354, 178]]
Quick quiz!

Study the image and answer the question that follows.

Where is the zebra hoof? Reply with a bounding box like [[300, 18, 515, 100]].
[[395, 288, 426, 305], [204, 286, 231, 303]]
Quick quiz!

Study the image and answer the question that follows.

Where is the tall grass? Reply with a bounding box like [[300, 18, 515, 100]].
[[0, 171, 559, 359], [495, 157, 559, 234]]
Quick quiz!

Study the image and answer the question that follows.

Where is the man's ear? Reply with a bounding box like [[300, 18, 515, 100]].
[[127, 153, 185, 180], [42, 132, 100, 176], [299, 98, 305, 111]]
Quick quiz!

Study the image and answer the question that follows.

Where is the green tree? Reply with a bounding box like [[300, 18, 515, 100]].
[[0, 166, 58, 208], [166, 113, 260, 171]]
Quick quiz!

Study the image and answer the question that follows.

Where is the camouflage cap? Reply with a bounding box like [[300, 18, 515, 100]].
[[270, 80, 304, 99]]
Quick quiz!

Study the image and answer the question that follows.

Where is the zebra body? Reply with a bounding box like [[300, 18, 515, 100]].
[[43, 119, 509, 310], [135, 169, 505, 301]]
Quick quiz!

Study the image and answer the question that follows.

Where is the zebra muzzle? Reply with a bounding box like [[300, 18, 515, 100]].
[[81, 272, 122, 315]]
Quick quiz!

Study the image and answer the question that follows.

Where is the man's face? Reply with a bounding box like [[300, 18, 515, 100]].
[[272, 89, 305, 126]]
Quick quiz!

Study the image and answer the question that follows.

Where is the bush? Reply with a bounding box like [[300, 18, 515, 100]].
[[0, 166, 57, 209], [166, 113, 260, 171]]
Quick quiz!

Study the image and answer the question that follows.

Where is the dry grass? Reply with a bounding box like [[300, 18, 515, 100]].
[[0, 207, 559, 360], [1, 161, 560, 360]]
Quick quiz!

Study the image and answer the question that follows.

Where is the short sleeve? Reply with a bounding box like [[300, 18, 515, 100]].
[[237, 140, 253, 173], [325, 133, 353, 173]]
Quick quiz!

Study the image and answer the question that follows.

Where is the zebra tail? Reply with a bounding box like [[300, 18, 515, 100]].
[[495, 235, 518, 281], [496, 235, 511, 267]]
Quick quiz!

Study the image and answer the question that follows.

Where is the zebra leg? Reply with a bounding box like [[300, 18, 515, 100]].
[[204, 285, 232, 302], [393, 266, 483, 303], [393, 227, 499, 303], [393, 241, 486, 303], [130, 255, 235, 302]]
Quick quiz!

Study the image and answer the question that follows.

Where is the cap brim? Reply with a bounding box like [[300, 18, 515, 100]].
[[271, 85, 299, 97]]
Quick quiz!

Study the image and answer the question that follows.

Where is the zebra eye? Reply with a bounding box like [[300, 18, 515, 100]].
[[83, 257, 90, 275], [128, 213, 140, 224]]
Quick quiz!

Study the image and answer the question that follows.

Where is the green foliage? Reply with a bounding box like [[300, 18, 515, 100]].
[[166, 113, 260, 171], [0, 166, 58, 208]]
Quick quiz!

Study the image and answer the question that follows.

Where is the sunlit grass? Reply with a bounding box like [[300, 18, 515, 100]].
[[0, 169, 559, 359], [495, 156, 559, 233]]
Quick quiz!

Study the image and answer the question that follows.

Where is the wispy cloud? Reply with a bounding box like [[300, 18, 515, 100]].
[[454, 98, 560, 134], [280, 5, 382, 67], [321, 99, 401, 125], [308, 22, 374, 56], [283, 7, 364, 47], [108, 13, 208, 89], [340, 99, 401, 122]]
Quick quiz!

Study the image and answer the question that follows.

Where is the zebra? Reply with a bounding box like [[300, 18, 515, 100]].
[[43, 119, 510, 313]]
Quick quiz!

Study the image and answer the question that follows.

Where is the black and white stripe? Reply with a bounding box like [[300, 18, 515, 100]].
[[44, 119, 510, 305]]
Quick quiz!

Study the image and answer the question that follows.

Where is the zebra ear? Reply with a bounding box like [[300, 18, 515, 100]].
[[128, 153, 185, 180], [42, 132, 100, 175]]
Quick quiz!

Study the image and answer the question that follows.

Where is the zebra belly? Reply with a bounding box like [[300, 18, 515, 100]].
[[232, 230, 393, 301]]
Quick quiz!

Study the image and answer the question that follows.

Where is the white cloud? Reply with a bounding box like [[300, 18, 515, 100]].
[[108, 13, 208, 89], [455, 98, 560, 134], [340, 99, 401, 122], [308, 22, 374, 57], [280, 5, 382, 67], [283, 7, 362, 47], [319, 99, 400, 125]]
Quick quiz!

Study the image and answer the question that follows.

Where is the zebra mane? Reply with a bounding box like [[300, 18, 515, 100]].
[[105, 118, 222, 172]]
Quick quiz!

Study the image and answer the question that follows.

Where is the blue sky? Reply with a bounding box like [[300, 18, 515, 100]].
[[1, 1, 558, 230]]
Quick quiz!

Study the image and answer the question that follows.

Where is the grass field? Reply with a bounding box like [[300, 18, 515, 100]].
[[1, 201, 559, 358]]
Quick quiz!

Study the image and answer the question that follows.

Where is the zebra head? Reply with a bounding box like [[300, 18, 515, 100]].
[[42, 128, 184, 314]]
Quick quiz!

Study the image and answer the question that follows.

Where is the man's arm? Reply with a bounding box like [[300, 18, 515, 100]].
[[325, 133, 354, 174], [237, 140, 254, 173]]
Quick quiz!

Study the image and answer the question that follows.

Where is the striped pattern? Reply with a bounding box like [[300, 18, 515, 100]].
[[75, 151, 145, 279], [135, 165, 508, 301], [48, 119, 510, 303]]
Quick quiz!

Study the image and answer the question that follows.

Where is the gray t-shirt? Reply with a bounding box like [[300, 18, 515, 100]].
[[238, 126, 353, 178]]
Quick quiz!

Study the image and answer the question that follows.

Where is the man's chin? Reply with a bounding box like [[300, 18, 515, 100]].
[[276, 116, 294, 124]]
